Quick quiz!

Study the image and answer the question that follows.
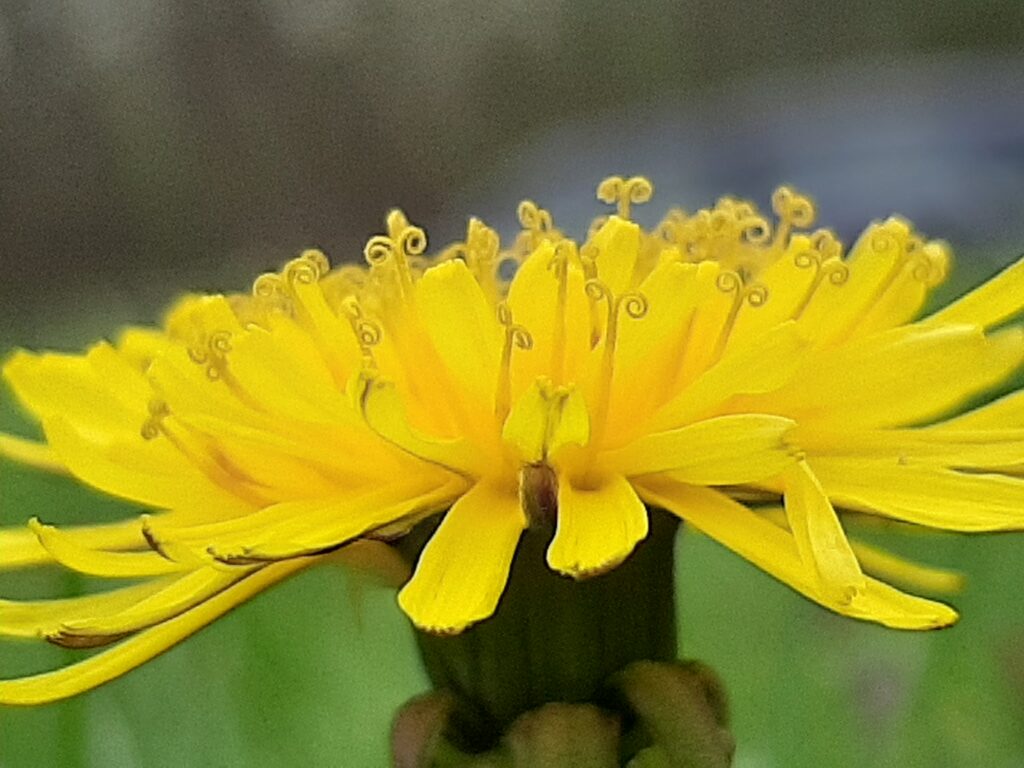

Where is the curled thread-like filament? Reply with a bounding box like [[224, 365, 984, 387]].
[[140, 399, 170, 441], [583, 278, 648, 453], [251, 250, 329, 314], [712, 271, 769, 359], [596, 176, 653, 220], [547, 241, 575, 382], [770, 186, 816, 250], [517, 200, 555, 251], [187, 331, 233, 381], [283, 250, 329, 286], [364, 210, 426, 301], [342, 297, 383, 366], [791, 245, 850, 319], [495, 302, 533, 421]]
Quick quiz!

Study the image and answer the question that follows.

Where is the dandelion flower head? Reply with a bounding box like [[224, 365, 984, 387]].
[[3, 176, 1024, 704]]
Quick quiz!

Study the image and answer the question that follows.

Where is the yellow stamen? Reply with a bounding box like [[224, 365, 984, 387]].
[[596, 175, 653, 220], [791, 234, 850, 319], [341, 296, 382, 370], [463, 218, 502, 301], [186, 330, 233, 382], [585, 279, 648, 452], [770, 186, 816, 250], [364, 209, 426, 304], [711, 270, 768, 359], [495, 302, 533, 423], [140, 399, 171, 441], [250, 249, 330, 319], [547, 241, 576, 383], [517, 200, 555, 252]]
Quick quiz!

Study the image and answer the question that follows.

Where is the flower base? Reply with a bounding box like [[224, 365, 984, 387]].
[[392, 659, 733, 767], [394, 510, 732, 765]]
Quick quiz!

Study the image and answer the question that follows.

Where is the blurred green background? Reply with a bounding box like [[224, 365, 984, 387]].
[[3, 2, 1024, 766]]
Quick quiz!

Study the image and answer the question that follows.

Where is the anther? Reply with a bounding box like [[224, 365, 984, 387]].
[[596, 176, 654, 220]]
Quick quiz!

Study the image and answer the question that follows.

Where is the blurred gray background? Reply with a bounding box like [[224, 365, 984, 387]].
[[2, 1, 1024, 347], [2, 3, 1024, 767]]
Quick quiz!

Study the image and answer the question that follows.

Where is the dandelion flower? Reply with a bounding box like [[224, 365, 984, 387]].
[[3, 177, 1024, 706]]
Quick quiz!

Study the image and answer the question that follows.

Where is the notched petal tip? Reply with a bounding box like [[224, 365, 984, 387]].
[[546, 474, 649, 580]]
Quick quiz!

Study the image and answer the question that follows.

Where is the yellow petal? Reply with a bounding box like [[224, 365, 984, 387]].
[[209, 483, 461, 563], [398, 482, 525, 633], [0, 433, 65, 474], [751, 505, 964, 594], [169, 409, 402, 486], [847, 245, 940, 337], [810, 457, 1024, 531], [162, 294, 244, 344], [148, 479, 461, 564], [547, 473, 648, 578], [227, 319, 354, 425], [1, 518, 154, 571], [728, 235, 819, 342], [796, 218, 911, 345], [926, 254, 1024, 329], [940, 389, 1024, 431], [590, 216, 641, 296], [796, 424, 1024, 469], [547, 385, 591, 460], [751, 324, 1024, 429], [0, 578, 175, 639], [607, 260, 709, 434], [42, 416, 253, 515], [783, 462, 866, 605], [0, 558, 314, 705], [56, 568, 240, 641], [115, 327, 168, 370], [674, 262, 733, 386], [4, 346, 143, 440], [27, 518, 187, 578], [288, 278, 364, 384], [415, 259, 504, 414], [147, 344, 269, 434], [635, 479, 957, 630], [602, 414, 796, 484], [359, 376, 491, 477], [506, 241, 591, 393], [848, 539, 964, 594], [650, 322, 807, 430], [501, 378, 556, 464]]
